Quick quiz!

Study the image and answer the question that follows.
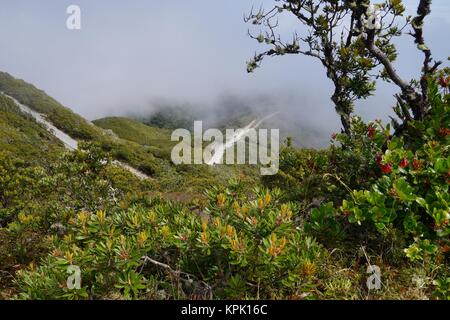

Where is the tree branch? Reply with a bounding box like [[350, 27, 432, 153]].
[[140, 256, 213, 299]]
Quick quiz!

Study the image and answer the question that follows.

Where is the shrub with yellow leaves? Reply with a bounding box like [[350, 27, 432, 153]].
[[15, 180, 328, 300]]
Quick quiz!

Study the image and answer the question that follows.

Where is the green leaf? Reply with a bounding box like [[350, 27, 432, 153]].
[[393, 178, 416, 202], [415, 197, 428, 209], [434, 158, 449, 174]]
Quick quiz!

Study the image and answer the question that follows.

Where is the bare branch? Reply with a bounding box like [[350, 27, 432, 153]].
[[140, 256, 213, 299]]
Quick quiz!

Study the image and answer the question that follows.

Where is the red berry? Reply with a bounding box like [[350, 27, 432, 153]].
[[439, 75, 449, 88], [438, 128, 450, 137], [367, 125, 376, 139], [412, 159, 422, 171], [399, 158, 409, 168], [375, 154, 383, 165], [381, 163, 393, 174]]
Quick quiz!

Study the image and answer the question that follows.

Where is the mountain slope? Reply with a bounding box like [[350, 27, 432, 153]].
[[0, 94, 65, 165], [93, 117, 175, 159], [0, 71, 259, 194], [0, 71, 162, 176], [0, 72, 99, 140]]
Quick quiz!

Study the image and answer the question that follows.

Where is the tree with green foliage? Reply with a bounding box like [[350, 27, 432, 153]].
[[245, 0, 442, 134]]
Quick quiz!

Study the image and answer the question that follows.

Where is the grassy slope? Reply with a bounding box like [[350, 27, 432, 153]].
[[0, 71, 164, 175], [0, 94, 65, 165], [0, 72, 99, 140], [0, 71, 259, 194], [93, 116, 260, 193], [94, 117, 172, 143], [93, 117, 175, 159]]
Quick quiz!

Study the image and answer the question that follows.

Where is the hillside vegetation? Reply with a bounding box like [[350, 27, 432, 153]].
[[0, 71, 175, 176], [0, 94, 65, 165], [0, 72, 99, 140], [93, 117, 175, 159], [0, 69, 448, 300]]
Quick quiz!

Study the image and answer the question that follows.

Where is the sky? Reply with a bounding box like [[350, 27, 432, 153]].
[[0, 0, 449, 146]]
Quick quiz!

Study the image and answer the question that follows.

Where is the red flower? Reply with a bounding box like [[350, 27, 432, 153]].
[[331, 133, 337, 140], [439, 75, 449, 88], [412, 159, 422, 171], [380, 163, 393, 174], [367, 125, 376, 139], [375, 154, 383, 165], [438, 128, 450, 137], [399, 158, 409, 168]]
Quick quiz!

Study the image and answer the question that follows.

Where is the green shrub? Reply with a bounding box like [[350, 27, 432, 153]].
[[263, 118, 380, 205], [322, 77, 450, 262], [14, 180, 331, 299]]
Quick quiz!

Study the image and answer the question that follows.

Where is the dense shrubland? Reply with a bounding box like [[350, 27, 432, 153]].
[[264, 76, 450, 298], [0, 0, 449, 299], [0, 74, 447, 299]]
